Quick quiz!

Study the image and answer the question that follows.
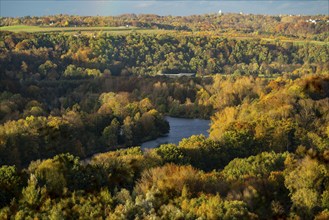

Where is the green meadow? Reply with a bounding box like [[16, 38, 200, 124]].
[[0, 25, 140, 33]]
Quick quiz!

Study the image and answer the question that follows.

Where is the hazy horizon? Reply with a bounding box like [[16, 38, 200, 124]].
[[1, 1, 328, 18]]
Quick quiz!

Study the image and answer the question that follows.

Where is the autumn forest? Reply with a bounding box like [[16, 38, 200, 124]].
[[0, 13, 329, 219]]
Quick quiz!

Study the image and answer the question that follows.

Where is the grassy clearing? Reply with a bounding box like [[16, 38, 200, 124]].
[[0, 25, 51, 32], [259, 37, 328, 46], [0, 25, 142, 33], [223, 35, 328, 46], [0, 25, 174, 36]]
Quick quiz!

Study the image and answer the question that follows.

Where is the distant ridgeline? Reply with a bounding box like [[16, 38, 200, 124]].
[[0, 13, 328, 40]]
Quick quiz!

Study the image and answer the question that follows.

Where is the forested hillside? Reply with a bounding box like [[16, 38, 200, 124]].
[[0, 14, 329, 219], [1, 74, 329, 219], [1, 31, 328, 80]]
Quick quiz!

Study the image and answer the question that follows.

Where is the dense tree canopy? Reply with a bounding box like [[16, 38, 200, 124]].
[[0, 74, 328, 218], [0, 13, 328, 219], [1, 31, 328, 82]]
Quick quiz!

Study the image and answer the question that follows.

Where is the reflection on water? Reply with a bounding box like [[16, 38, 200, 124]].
[[141, 116, 210, 149]]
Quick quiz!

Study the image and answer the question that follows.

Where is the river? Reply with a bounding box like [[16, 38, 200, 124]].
[[141, 116, 210, 149]]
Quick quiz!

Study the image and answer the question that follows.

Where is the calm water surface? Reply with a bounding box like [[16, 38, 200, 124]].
[[141, 116, 210, 149]]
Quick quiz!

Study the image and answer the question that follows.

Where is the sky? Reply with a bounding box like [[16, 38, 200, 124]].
[[1, 1, 328, 17]]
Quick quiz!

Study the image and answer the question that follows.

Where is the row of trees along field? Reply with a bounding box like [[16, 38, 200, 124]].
[[0, 74, 329, 219], [1, 13, 328, 40], [1, 31, 328, 82]]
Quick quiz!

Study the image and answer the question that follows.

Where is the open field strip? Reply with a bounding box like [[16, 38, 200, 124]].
[[1, 25, 327, 45], [0, 25, 140, 33]]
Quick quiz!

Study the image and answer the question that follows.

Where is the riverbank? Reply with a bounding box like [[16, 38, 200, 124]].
[[141, 116, 210, 149], [82, 116, 210, 163]]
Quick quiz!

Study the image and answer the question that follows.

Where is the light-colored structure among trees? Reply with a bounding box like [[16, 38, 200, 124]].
[[161, 73, 196, 78]]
